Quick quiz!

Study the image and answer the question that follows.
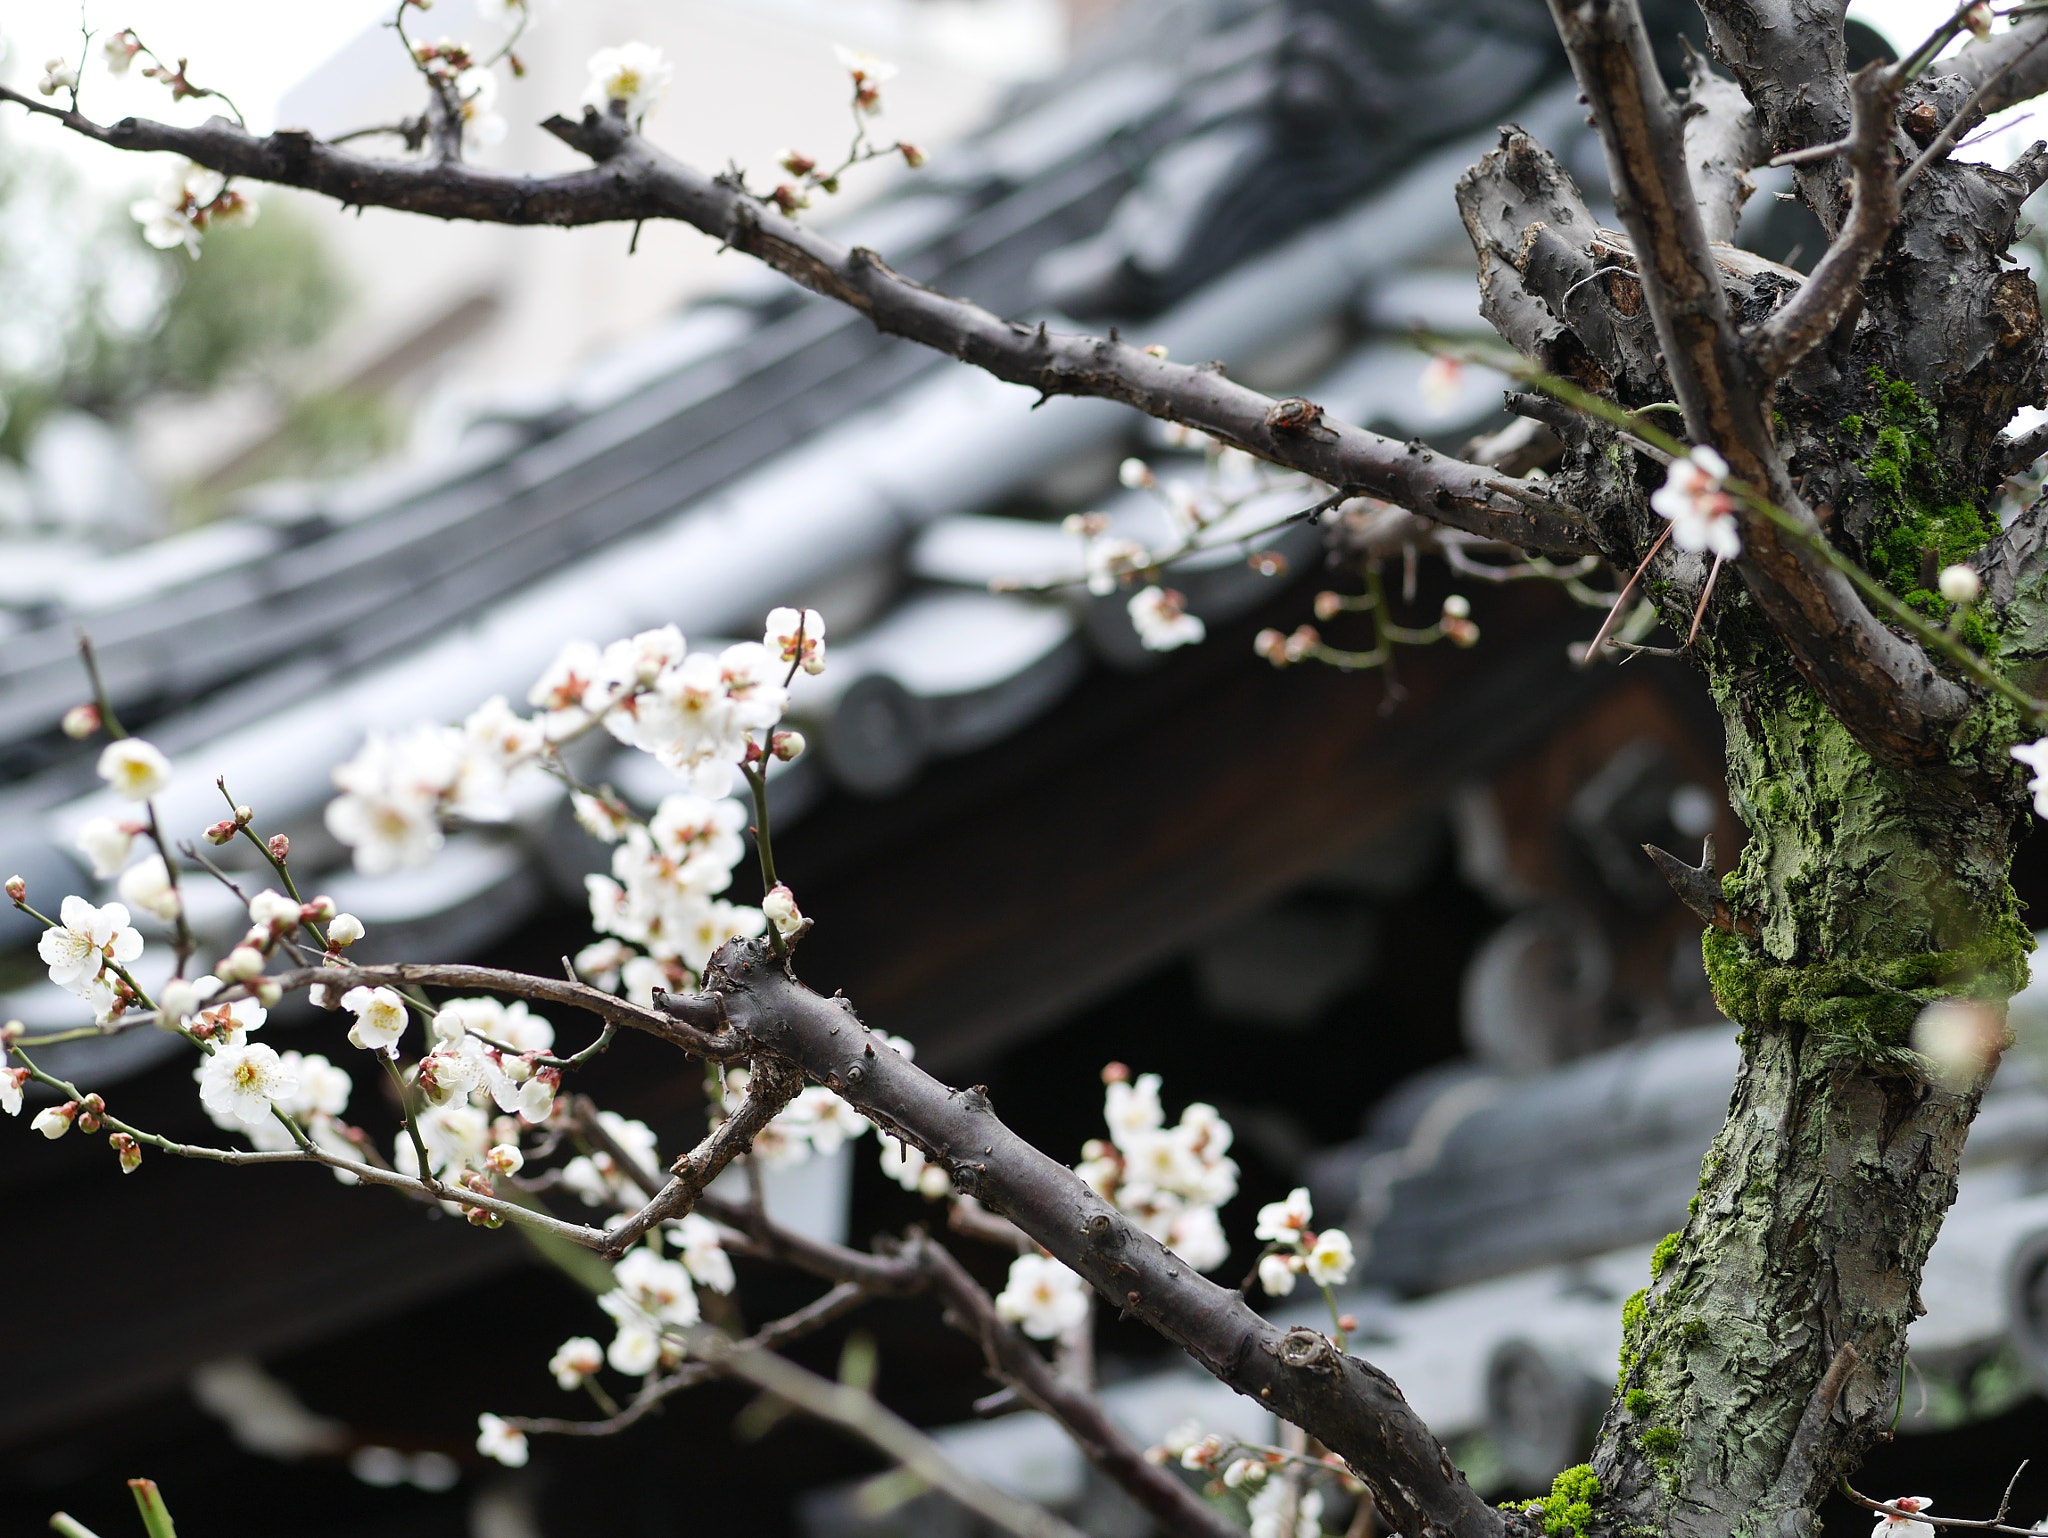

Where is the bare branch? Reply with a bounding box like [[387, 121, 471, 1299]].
[[1547, 0, 1972, 766], [269, 962, 743, 1058], [1751, 65, 1901, 379], [1767, 1340, 1860, 1512], [909, 1235, 1245, 1538], [1999, 418, 2048, 477], [508, 1281, 875, 1437], [663, 939, 1503, 1538], [1899, 30, 2048, 193], [1692, 0, 1852, 233], [684, 1323, 1090, 1538], [600, 1057, 804, 1253], [1944, 11, 2048, 119], [0, 90, 1589, 557], [1683, 52, 1763, 245]]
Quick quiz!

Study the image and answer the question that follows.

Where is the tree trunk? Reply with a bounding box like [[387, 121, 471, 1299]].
[[1592, 651, 2033, 1537]]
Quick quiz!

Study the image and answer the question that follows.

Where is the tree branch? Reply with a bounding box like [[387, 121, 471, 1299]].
[[269, 962, 743, 1058], [1547, 0, 1971, 766], [1944, 11, 2048, 119], [665, 939, 1503, 1538], [1750, 64, 1901, 379], [1683, 52, 1764, 246], [0, 88, 1590, 556], [908, 1234, 1245, 1538]]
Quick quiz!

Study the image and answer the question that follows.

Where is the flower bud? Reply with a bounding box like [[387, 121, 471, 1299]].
[[61, 704, 101, 739], [1965, 0, 1993, 37], [254, 979, 282, 1008], [778, 148, 816, 176], [1442, 594, 1472, 620], [204, 819, 237, 845], [1119, 457, 1155, 490], [5, 875, 24, 903], [1313, 591, 1344, 621], [234, 805, 254, 825], [217, 946, 265, 982], [1338, 1313, 1358, 1332], [77, 1094, 106, 1134], [111, 1132, 142, 1173], [486, 1143, 524, 1176], [33, 1102, 77, 1139], [1143, 344, 1169, 360], [899, 141, 926, 168], [1100, 1061, 1129, 1084], [303, 895, 337, 923], [2, 1020, 22, 1045], [771, 730, 806, 762], [267, 834, 290, 861], [771, 183, 810, 216], [1938, 564, 1981, 605], [466, 1205, 504, 1228], [327, 913, 366, 948], [1249, 551, 1287, 577], [761, 883, 804, 937], [1445, 617, 1481, 648]]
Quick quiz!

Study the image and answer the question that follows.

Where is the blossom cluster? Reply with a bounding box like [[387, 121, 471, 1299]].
[[1074, 1066, 1236, 1272], [1251, 1185, 1354, 1296], [131, 160, 258, 260], [1150, 1423, 1341, 1538]]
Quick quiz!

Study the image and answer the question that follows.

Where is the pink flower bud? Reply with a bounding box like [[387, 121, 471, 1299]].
[[267, 834, 290, 861], [4, 875, 24, 903], [1100, 1061, 1129, 1084], [771, 730, 806, 762], [1252, 629, 1289, 667], [1313, 591, 1344, 621], [204, 819, 237, 845], [61, 704, 101, 739], [234, 804, 254, 825], [77, 1093, 106, 1135], [303, 895, 337, 923], [899, 142, 925, 168], [111, 1132, 142, 1173], [778, 149, 816, 176]]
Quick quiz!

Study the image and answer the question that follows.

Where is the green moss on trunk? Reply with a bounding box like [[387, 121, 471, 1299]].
[[1590, 648, 2030, 1538]]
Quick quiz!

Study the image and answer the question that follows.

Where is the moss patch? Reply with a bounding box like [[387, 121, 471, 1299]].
[[1521, 1465, 1603, 1538], [1649, 1231, 1683, 1281]]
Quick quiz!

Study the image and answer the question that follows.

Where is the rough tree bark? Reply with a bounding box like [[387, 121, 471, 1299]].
[[16, 1, 2048, 1533]]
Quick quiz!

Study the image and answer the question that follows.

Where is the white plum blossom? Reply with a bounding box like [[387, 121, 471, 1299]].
[[32, 1103, 76, 1138], [529, 638, 604, 738], [1255, 1187, 1313, 1244], [765, 607, 827, 676], [604, 1248, 702, 1348], [2012, 737, 2048, 819], [994, 1253, 1090, 1340], [325, 726, 461, 873], [75, 817, 137, 879], [1651, 446, 1741, 560], [159, 974, 224, 1028], [671, 1212, 737, 1294], [561, 1112, 660, 1210], [1, 1067, 26, 1118], [761, 883, 803, 937], [342, 985, 410, 1052], [455, 67, 507, 149], [583, 42, 673, 120], [38, 896, 143, 1016], [395, 1102, 492, 1181], [327, 912, 367, 947], [1258, 1252, 1301, 1297], [476, 1413, 529, 1468], [118, 855, 180, 921], [98, 738, 172, 801], [550, 1336, 603, 1391], [248, 890, 301, 930], [39, 57, 80, 95], [1872, 1498, 1935, 1538], [832, 44, 898, 81], [1418, 354, 1465, 413], [198, 1042, 298, 1129], [880, 1135, 952, 1198], [102, 30, 142, 74], [1304, 1227, 1355, 1287], [1128, 586, 1205, 652], [1079, 1069, 1235, 1271], [1248, 1480, 1324, 1538], [780, 1085, 868, 1156], [572, 790, 634, 843], [128, 162, 249, 258]]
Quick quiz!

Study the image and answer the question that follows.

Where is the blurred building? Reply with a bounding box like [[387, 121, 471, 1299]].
[[2, 0, 2044, 1535]]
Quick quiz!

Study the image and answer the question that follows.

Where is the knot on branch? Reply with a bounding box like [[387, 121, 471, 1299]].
[[1270, 1326, 1343, 1374]]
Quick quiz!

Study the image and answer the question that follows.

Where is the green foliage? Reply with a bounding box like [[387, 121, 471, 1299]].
[[0, 136, 349, 476], [1639, 1427, 1679, 1458], [1625, 1388, 1653, 1416], [1522, 1465, 1603, 1538], [1648, 1231, 1682, 1281]]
